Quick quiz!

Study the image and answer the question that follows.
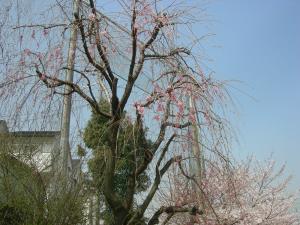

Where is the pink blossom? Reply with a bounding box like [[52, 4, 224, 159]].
[[133, 23, 139, 30], [19, 58, 25, 66], [88, 13, 96, 21], [100, 30, 108, 36], [55, 47, 61, 58], [168, 91, 177, 102], [153, 83, 163, 95], [43, 29, 49, 36], [189, 112, 196, 123], [178, 75, 184, 82], [156, 13, 169, 25], [137, 105, 144, 116], [47, 53, 53, 62], [204, 111, 211, 125], [156, 103, 164, 112], [40, 73, 46, 81], [134, 102, 145, 116], [153, 115, 160, 121], [176, 112, 183, 120], [24, 49, 31, 55], [146, 95, 152, 102], [37, 53, 43, 60], [166, 158, 299, 225], [176, 100, 184, 114], [174, 123, 180, 128]]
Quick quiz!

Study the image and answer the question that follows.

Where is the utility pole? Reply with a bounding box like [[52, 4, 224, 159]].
[[188, 97, 203, 184], [60, 0, 80, 178], [187, 96, 204, 223]]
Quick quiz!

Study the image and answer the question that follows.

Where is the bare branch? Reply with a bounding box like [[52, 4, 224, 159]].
[[139, 155, 182, 215], [148, 205, 203, 225], [165, 121, 192, 129], [145, 47, 191, 59], [74, 13, 113, 89], [89, 0, 115, 83], [13, 23, 68, 30], [119, 21, 164, 111], [36, 67, 111, 119]]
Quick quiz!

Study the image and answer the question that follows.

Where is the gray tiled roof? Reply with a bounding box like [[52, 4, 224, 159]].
[[10, 131, 61, 137]]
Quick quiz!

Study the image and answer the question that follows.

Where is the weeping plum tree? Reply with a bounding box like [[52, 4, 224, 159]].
[[0, 0, 232, 224]]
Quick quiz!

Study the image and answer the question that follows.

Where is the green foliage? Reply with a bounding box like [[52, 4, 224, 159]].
[[0, 141, 87, 225], [0, 152, 45, 225], [0, 205, 27, 225], [45, 185, 87, 225], [77, 144, 87, 158], [84, 99, 151, 224]]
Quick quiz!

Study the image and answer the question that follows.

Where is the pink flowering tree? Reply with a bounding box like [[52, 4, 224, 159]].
[[158, 158, 299, 225], [0, 0, 232, 224]]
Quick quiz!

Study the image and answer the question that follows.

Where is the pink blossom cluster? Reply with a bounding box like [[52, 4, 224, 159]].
[[166, 159, 300, 225], [132, 0, 172, 40], [134, 102, 145, 116]]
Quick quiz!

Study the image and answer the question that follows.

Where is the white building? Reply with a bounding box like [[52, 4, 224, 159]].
[[0, 120, 80, 182]]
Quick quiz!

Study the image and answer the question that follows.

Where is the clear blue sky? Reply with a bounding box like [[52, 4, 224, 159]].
[[198, 0, 300, 188]]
